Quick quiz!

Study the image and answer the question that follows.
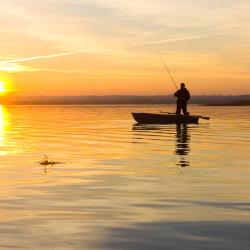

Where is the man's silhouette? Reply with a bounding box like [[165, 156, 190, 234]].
[[174, 83, 190, 115]]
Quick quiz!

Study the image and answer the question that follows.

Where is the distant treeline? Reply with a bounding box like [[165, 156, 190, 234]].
[[1, 95, 250, 105]]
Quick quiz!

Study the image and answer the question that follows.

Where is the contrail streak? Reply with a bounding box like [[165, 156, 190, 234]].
[[1, 51, 83, 64], [131, 33, 217, 46]]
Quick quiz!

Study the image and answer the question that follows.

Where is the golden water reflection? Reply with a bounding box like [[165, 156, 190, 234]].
[[0, 106, 250, 249]]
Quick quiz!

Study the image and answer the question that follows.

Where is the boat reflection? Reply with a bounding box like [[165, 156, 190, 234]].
[[132, 123, 190, 167]]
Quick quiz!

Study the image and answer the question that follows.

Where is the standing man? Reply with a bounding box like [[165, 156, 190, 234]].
[[174, 83, 191, 115]]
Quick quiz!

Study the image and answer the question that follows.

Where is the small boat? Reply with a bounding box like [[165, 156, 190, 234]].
[[132, 112, 209, 124]]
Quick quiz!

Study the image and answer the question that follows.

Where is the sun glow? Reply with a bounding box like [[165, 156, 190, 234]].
[[0, 82, 9, 95], [0, 82, 5, 91]]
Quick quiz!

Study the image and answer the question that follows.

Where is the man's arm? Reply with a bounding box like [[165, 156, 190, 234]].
[[174, 90, 179, 97]]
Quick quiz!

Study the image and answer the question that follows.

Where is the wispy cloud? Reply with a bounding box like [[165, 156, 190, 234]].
[[0, 62, 33, 72], [0, 51, 84, 72], [131, 33, 219, 47], [3, 51, 83, 64]]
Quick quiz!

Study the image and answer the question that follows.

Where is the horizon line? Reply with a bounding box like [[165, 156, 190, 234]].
[[9, 94, 250, 98]]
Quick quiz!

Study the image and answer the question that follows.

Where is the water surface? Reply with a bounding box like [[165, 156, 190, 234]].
[[0, 105, 249, 249]]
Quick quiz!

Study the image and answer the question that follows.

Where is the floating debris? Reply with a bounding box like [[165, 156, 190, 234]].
[[39, 155, 62, 165]]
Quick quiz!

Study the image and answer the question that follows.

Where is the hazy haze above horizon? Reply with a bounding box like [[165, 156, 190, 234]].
[[1, 0, 250, 96]]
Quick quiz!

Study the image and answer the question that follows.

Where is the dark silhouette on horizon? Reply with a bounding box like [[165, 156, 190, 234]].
[[174, 83, 191, 115], [2, 94, 250, 105]]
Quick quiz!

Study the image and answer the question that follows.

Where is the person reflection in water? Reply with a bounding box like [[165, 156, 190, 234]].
[[174, 83, 191, 115], [175, 124, 190, 167]]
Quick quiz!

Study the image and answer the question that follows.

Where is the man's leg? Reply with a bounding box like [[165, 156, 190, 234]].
[[176, 103, 181, 114], [182, 103, 188, 115]]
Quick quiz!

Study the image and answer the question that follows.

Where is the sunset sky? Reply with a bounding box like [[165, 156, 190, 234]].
[[0, 0, 250, 96]]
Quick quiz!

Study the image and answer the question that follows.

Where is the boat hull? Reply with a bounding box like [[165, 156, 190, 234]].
[[132, 112, 199, 124]]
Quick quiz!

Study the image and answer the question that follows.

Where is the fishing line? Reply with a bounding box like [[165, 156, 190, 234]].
[[157, 50, 178, 90]]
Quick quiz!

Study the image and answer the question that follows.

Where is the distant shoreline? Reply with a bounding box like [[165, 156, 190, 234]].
[[205, 100, 250, 106], [1, 95, 250, 106]]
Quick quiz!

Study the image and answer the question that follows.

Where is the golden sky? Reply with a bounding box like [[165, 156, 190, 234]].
[[0, 0, 250, 96]]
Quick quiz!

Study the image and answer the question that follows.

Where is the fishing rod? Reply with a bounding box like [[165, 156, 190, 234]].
[[157, 51, 178, 90]]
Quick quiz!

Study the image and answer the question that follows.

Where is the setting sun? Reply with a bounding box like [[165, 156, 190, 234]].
[[0, 81, 12, 96]]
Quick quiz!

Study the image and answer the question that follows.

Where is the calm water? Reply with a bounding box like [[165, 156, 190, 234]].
[[0, 105, 249, 249]]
